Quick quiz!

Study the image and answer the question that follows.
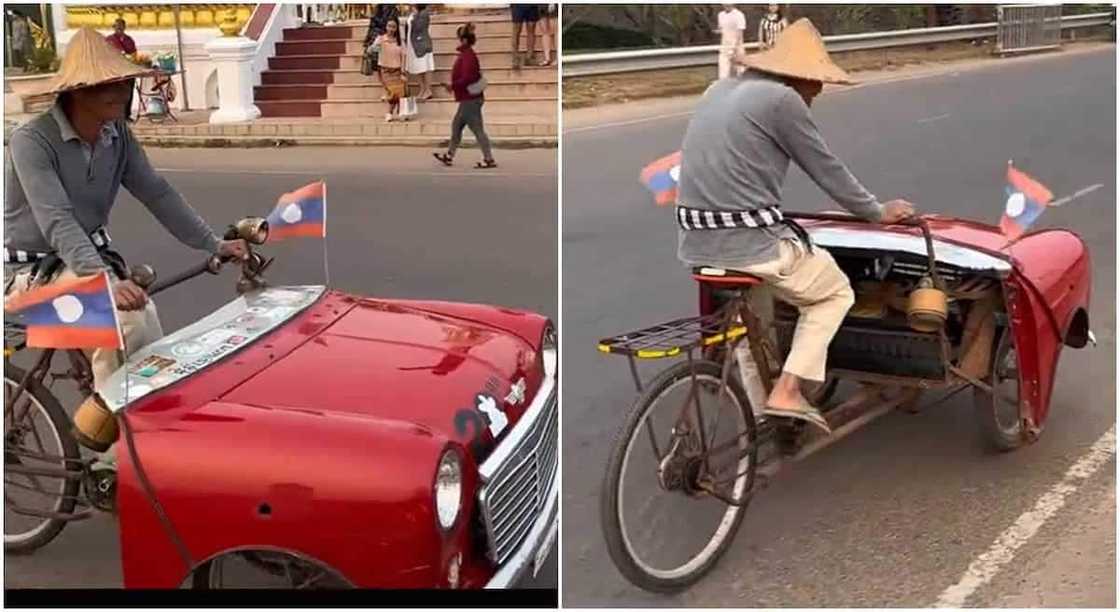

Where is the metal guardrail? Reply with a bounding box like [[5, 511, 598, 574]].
[[563, 12, 1114, 77], [998, 4, 1063, 53]]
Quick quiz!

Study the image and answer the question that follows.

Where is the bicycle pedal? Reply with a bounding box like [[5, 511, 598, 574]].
[[83, 469, 117, 513]]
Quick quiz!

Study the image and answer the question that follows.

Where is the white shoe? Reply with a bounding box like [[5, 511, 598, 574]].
[[385, 113, 394, 122]]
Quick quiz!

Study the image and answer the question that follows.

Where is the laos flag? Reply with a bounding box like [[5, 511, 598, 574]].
[[1000, 164, 1054, 241], [267, 180, 326, 240], [3, 272, 122, 349], [640, 150, 682, 207]]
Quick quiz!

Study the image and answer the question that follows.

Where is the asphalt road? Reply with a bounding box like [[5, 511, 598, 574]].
[[4, 146, 557, 589], [562, 47, 1116, 607]]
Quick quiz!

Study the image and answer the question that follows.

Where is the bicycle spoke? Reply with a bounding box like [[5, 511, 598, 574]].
[[644, 416, 663, 461]]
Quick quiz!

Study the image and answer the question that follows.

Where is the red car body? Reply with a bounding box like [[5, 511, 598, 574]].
[[113, 290, 557, 588], [700, 214, 1092, 437]]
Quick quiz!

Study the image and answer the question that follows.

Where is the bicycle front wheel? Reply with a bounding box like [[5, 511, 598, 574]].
[[601, 359, 757, 593], [4, 365, 81, 554]]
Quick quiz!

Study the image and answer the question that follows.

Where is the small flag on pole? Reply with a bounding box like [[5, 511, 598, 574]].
[[999, 162, 1054, 241], [640, 150, 682, 207], [266, 181, 327, 240], [3, 272, 123, 349]]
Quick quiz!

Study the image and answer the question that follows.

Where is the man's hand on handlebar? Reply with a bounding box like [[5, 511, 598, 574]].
[[113, 279, 149, 311], [217, 239, 250, 262], [880, 199, 917, 224]]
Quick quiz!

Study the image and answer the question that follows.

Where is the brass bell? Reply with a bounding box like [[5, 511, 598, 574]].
[[233, 217, 270, 245], [72, 394, 118, 453], [907, 276, 948, 333]]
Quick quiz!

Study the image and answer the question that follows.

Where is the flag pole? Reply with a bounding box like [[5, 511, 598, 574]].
[[321, 180, 330, 287]]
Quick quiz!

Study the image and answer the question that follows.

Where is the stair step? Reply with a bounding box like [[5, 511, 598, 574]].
[[269, 51, 545, 71], [274, 34, 549, 56], [313, 81, 555, 101], [257, 100, 323, 118], [261, 66, 557, 86], [281, 16, 549, 41]]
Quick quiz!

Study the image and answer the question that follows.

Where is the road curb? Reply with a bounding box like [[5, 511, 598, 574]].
[[134, 135, 558, 149]]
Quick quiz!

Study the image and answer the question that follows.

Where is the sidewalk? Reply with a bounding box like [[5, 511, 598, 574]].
[[126, 110, 557, 148]]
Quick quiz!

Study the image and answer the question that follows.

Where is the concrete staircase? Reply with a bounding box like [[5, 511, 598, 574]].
[[254, 10, 556, 121]]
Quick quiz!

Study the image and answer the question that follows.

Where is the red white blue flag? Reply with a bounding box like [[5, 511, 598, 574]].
[[267, 181, 326, 240], [3, 272, 122, 349], [640, 150, 682, 207], [1000, 163, 1054, 241]]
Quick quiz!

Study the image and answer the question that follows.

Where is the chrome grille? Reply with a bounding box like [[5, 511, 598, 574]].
[[477, 384, 558, 565]]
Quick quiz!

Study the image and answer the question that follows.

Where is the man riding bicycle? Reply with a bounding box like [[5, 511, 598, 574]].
[[676, 19, 916, 432], [4, 29, 247, 457]]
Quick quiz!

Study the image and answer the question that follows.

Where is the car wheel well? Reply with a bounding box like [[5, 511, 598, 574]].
[[1064, 308, 1091, 348], [180, 546, 355, 588]]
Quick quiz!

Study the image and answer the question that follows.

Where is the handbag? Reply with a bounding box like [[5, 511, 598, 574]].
[[399, 83, 419, 120], [360, 53, 375, 76], [466, 75, 488, 96]]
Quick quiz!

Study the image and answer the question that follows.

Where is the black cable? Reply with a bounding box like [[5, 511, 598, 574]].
[[117, 411, 195, 573]]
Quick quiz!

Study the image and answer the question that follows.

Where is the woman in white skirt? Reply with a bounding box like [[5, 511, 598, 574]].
[[403, 4, 435, 100]]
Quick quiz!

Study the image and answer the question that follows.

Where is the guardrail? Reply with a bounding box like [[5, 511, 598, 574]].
[[563, 12, 1113, 77]]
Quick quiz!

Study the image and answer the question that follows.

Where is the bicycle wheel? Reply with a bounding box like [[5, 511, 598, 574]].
[[974, 330, 1025, 452], [4, 365, 81, 554], [601, 359, 757, 593]]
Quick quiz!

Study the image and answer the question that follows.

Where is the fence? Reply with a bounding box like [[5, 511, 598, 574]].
[[997, 4, 1063, 54], [564, 12, 1113, 78]]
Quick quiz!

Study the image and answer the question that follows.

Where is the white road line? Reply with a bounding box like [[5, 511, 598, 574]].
[[1050, 183, 1104, 207], [933, 425, 1116, 608], [917, 113, 951, 124], [563, 111, 695, 134], [154, 167, 554, 178]]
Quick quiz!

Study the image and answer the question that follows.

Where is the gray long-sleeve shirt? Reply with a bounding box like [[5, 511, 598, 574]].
[[677, 74, 884, 268], [4, 102, 221, 277]]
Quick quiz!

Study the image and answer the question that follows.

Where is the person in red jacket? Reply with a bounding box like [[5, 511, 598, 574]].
[[432, 23, 496, 169], [105, 18, 137, 55]]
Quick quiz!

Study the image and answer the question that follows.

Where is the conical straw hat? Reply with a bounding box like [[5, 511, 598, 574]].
[[743, 18, 855, 85], [37, 27, 157, 95]]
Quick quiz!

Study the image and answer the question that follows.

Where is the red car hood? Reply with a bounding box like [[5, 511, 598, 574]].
[[220, 297, 541, 456]]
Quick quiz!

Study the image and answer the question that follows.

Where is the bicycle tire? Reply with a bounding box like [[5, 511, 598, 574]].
[[974, 330, 1025, 452], [601, 360, 757, 593], [4, 365, 81, 554]]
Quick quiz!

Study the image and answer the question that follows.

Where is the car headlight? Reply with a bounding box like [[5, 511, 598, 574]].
[[434, 448, 462, 531], [541, 322, 557, 378]]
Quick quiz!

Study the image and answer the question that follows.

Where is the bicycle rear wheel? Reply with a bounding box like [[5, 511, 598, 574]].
[[601, 359, 757, 593], [4, 365, 82, 554]]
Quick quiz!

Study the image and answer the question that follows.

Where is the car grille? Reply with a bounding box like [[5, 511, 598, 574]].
[[477, 386, 558, 565]]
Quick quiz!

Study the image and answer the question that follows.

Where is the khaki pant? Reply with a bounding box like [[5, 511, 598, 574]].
[[731, 239, 854, 410], [4, 268, 164, 391]]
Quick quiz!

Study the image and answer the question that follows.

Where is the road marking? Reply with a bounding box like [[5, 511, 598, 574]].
[[933, 425, 1116, 608], [1050, 183, 1104, 207], [564, 111, 695, 134], [155, 167, 554, 178], [917, 113, 951, 124]]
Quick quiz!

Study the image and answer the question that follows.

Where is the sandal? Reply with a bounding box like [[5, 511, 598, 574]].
[[763, 401, 832, 435], [433, 152, 453, 166], [475, 159, 498, 169]]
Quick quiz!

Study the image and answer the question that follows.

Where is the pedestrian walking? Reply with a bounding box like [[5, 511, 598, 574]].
[[404, 4, 435, 101], [364, 4, 400, 100], [716, 4, 746, 79], [758, 3, 789, 50], [376, 17, 409, 122], [433, 23, 497, 169], [9, 12, 34, 69], [538, 4, 557, 66], [510, 4, 540, 69]]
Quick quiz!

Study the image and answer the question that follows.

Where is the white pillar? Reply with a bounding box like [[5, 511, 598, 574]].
[[203, 35, 260, 124]]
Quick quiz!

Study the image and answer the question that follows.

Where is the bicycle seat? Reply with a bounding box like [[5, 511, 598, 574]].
[[691, 267, 763, 286]]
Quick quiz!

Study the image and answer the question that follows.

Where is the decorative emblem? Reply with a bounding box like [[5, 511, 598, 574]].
[[505, 377, 527, 406], [476, 394, 509, 438]]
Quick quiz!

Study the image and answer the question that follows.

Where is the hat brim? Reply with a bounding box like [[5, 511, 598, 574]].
[[35, 69, 159, 96], [743, 62, 857, 86]]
